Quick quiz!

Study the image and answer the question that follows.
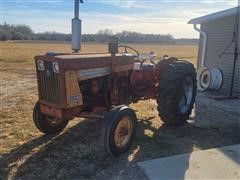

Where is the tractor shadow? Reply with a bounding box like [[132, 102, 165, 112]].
[[1, 95, 240, 179]]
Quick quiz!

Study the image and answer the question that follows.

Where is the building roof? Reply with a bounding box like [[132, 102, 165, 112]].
[[188, 7, 239, 24]]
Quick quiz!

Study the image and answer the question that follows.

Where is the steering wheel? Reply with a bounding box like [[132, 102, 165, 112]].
[[117, 45, 140, 57]]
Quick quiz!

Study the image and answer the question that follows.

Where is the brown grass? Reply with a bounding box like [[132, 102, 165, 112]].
[[0, 41, 198, 63], [1, 41, 238, 179]]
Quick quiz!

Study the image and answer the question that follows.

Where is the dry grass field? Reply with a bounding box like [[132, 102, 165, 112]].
[[0, 41, 239, 179]]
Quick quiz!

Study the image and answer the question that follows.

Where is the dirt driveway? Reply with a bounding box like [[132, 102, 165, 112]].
[[0, 42, 239, 179]]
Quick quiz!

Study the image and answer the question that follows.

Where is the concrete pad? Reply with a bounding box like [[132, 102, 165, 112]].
[[138, 144, 240, 180]]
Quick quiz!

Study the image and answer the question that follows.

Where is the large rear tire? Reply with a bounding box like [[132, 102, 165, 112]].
[[157, 61, 197, 126], [33, 102, 69, 134], [103, 105, 137, 156]]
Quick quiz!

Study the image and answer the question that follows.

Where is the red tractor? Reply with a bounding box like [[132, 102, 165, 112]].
[[33, 1, 196, 156]]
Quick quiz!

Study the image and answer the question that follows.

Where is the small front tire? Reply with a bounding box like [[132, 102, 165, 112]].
[[33, 102, 69, 134], [103, 105, 137, 157]]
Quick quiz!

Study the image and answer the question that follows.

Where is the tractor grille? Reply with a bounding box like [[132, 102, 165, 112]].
[[38, 61, 61, 104]]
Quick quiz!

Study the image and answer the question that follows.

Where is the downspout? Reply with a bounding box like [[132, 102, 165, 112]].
[[193, 24, 207, 67]]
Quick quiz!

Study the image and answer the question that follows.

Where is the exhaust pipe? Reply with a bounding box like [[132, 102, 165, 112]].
[[72, 0, 83, 53]]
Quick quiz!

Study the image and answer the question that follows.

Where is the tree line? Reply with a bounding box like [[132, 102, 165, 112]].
[[0, 23, 198, 44]]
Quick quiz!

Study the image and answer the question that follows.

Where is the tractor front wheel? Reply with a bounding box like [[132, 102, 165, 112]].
[[103, 105, 137, 156], [33, 102, 69, 134], [157, 60, 197, 126]]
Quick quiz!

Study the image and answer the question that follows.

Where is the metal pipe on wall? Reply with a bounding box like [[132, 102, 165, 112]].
[[194, 24, 207, 67]]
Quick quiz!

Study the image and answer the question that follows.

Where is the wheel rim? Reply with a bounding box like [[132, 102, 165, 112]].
[[178, 76, 194, 114], [114, 116, 133, 148], [45, 115, 63, 126]]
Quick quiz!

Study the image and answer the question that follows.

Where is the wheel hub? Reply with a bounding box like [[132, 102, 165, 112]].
[[45, 115, 62, 126], [178, 76, 194, 113], [114, 116, 133, 148]]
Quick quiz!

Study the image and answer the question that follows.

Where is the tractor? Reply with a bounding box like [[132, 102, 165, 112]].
[[33, 0, 197, 156]]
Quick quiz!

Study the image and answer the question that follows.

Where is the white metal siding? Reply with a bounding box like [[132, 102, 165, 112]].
[[199, 15, 240, 95]]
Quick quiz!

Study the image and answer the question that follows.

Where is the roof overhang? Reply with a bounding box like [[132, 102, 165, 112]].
[[188, 7, 239, 24]]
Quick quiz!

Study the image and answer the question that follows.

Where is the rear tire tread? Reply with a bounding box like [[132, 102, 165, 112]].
[[156, 61, 197, 126]]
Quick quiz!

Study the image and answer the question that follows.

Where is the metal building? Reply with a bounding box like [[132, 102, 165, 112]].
[[189, 7, 240, 95]]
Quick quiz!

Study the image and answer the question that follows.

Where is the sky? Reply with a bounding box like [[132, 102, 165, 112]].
[[1, 0, 238, 38]]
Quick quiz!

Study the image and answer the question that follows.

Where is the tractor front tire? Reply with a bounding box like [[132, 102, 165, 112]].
[[33, 102, 69, 134], [157, 60, 197, 126], [103, 105, 137, 156]]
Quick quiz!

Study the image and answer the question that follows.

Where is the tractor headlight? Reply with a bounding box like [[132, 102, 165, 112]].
[[37, 60, 45, 71], [52, 62, 59, 73]]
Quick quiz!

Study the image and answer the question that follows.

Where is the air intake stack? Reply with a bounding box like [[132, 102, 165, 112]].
[[72, 0, 83, 52]]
